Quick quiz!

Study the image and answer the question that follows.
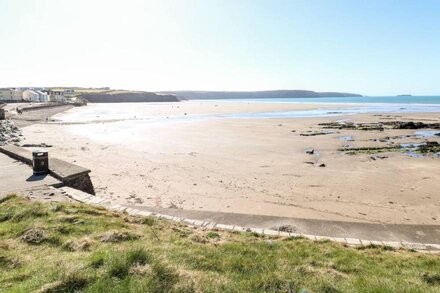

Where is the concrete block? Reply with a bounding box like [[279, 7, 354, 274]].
[[193, 220, 204, 226], [161, 214, 174, 221], [216, 224, 234, 231], [425, 243, 440, 250], [382, 241, 402, 249], [315, 235, 333, 241], [249, 227, 264, 235], [183, 219, 196, 225], [264, 229, 279, 236], [345, 238, 362, 245], [136, 210, 152, 217], [360, 239, 372, 246], [233, 226, 247, 232], [205, 223, 215, 229], [332, 237, 347, 243], [302, 234, 317, 241], [278, 231, 290, 237], [402, 242, 426, 250]]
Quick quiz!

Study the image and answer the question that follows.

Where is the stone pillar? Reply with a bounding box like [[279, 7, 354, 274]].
[[0, 109, 5, 120]]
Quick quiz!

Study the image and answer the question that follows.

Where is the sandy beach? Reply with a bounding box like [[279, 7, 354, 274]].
[[19, 101, 440, 225]]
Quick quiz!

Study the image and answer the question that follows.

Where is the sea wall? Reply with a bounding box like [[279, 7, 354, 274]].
[[0, 145, 95, 195]]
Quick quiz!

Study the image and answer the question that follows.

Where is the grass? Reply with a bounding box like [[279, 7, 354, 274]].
[[0, 194, 439, 292]]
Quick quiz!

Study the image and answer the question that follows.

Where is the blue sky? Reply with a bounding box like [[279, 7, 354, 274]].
[[0, 0, 439, 95]]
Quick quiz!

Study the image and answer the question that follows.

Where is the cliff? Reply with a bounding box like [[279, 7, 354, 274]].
[[80, 91, 179, 103], [163, 90, 362, 100]]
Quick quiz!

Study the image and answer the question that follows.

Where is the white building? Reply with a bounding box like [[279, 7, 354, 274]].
[[35, 90, 49, 102], [0, 89, 23, 101], [23, 90, 42, 102]]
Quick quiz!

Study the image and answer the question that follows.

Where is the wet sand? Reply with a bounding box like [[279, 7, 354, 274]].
[[19, 101, 440, 225]]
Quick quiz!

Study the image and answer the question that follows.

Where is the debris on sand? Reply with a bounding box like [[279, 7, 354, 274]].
[[300, 131, 334, 136]]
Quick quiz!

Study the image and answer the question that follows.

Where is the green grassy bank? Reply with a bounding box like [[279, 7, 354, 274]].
[[0, 195, 439, 292]]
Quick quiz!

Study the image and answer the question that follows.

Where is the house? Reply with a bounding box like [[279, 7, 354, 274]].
[[23, 90, 49, 102], [0, 89, 23, 101], [35, 90, 49, 102], [23, 90, 41, 102], [48, 90, 66, 103]]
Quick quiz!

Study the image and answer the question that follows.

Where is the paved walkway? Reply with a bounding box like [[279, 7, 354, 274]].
[[0, 153, 61, 195]]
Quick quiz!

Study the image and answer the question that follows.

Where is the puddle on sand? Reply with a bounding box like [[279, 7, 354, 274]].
[[339, 136, 354, 141], [414, 130, 440, 138], [399, 142, 440, 158]]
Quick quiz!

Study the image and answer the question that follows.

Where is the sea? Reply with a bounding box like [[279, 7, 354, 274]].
[[54, 96, 440, 123], [213, 96, 440, 105]]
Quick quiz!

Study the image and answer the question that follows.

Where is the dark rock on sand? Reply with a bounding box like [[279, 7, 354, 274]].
[[384, 121, 440, 129], [305, 148, 315, 154]]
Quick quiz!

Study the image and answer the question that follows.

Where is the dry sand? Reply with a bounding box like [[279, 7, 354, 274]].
[[19, 101, 440, 225]]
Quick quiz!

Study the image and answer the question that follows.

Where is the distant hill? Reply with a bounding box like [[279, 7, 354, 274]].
[[79, 91, 179, 103], [161, 90, 362, 100]]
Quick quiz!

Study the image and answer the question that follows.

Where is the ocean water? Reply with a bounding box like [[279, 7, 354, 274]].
[[209, 96, 440, 104], [224, 104, 440, 119], [54, 96, 440, 124]]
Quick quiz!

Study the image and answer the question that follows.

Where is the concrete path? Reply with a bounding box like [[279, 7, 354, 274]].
[[132, 206, 440, 245], [0, 153, 61, 195]]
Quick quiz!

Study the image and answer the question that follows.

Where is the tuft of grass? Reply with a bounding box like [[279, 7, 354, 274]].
[[423, 273, 440, 286], [207, 231, 220, 239], [0, 194, 16, 205], [1, 195, 440, 293]]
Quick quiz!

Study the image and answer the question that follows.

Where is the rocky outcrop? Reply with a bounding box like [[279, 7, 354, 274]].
[[0, 120, 21, 146], [384, 121, 440, 130]]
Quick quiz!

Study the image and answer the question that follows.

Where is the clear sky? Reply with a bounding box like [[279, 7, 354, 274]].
[[0, 0, 439, 95]]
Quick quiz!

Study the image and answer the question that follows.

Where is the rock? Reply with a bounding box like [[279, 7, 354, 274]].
[[276, 225, 297, 233], [305, 148, 315, 154], [21, 143, 53, 148], [300, 131, 334, 136], [0, 120, 21, 145], [385, 121, 440, 130], [318, 163, 326, 167], [370, 155, 388, 160]]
